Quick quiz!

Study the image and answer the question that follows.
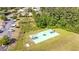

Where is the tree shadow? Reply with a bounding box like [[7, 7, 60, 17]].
[[9, 38, 16, 45]]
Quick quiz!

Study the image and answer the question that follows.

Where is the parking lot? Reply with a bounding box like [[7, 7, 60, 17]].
[[0, 18, 15, 38], [0, 18, 16, 51]]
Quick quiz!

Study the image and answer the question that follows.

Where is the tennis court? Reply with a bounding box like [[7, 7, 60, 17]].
[[30, 29, 59, 44]]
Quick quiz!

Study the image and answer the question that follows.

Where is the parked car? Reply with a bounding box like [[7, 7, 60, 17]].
[[4, 21, 8, 24], [0, 26, 4, 33], [6, 19, 10, 21], [11, 23, 16, 27], [8, 28, 15, 32], [13, 19, 16, 22], [0, 30, 3, 33]]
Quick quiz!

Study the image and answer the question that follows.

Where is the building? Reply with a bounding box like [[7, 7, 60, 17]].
[[32, 7, 40, 12], [28, 12, 33, 17], [17, 7, 29, 16]]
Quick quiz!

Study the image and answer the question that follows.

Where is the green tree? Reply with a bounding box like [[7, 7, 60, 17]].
[[34, 7, 79, 33], [35, 15, 47, 28], [0, 14, 6, 21], [2, 35, 9, 45], [0, 39, 3, 46]]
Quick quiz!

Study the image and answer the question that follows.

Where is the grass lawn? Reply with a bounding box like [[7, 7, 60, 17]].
[[9, 28, 79, 51]]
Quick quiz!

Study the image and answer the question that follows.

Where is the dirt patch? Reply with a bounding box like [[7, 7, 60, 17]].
[[12, 27, 20, 39]]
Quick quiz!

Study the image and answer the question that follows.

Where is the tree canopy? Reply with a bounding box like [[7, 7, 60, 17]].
[[34, 7, 79, 33]]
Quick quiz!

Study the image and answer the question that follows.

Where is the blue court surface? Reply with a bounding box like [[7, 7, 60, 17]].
[[30, 29, 59, 44]]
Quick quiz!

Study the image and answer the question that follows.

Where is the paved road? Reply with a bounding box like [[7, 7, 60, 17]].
[[5, 19, 14, 38], [0, 45, 8, 51]]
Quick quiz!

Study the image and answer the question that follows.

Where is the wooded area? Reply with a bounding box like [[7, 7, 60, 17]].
[[34, 7, 79, 33]]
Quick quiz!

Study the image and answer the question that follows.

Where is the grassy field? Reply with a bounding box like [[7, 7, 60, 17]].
[[8, 15, 79, 51], [24, 28, 79, 51], [9, 28, 79, 51]]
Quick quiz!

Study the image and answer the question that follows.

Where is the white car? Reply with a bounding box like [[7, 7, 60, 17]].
[[13, 19, 16, 22], [11, 24, 16, 27]]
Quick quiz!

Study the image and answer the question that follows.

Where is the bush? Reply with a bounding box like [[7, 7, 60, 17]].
[[2, 36, 9, 45]]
